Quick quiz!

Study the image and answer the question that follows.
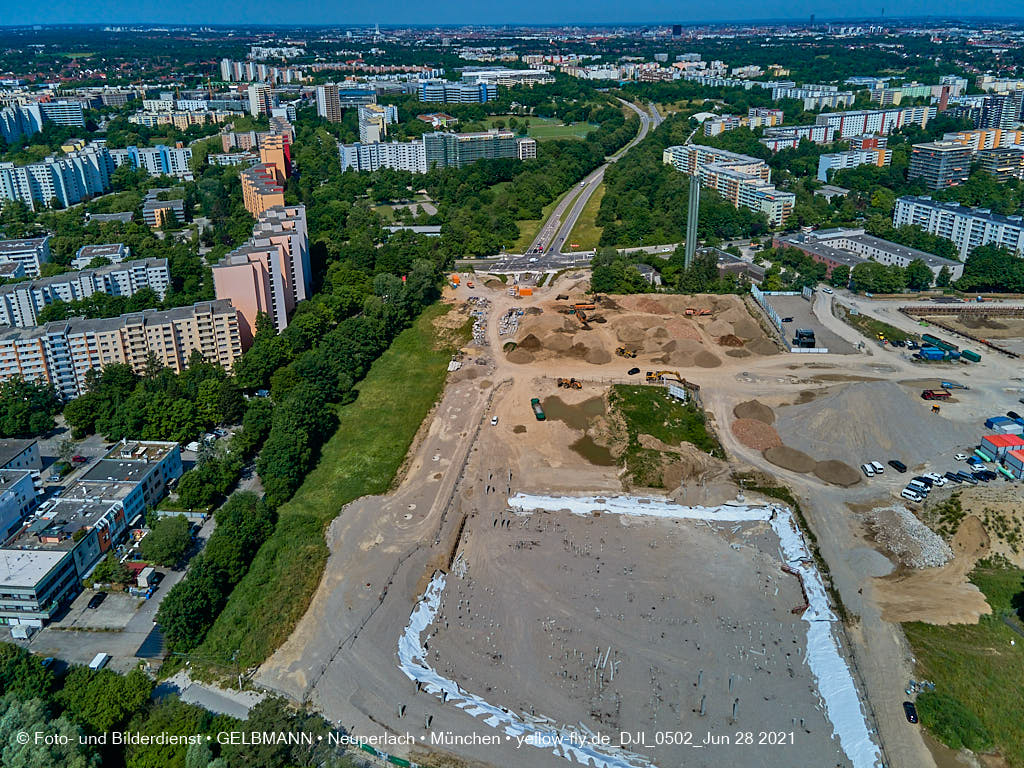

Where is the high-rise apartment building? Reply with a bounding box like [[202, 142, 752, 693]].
[[339, 129, 534, 174], [908, 141, 972, 189], [977, 146, 1024, 182], [36, 101, 85, 128], [941, 129, 1024, 153], [108, 144, 193, 179], [662, 144, 795, 227], [247, 84, 276, 117], [339, 141, 427, 173], [241, 164, 286, 217], [315, 84, 343, 123], [0, 143, 115, 211], [0, 258, 169, 328], [213, 205, 310, 345], [759, 124, 836, 152], [0, 301, 242, 399], [894, 195, 1024, 258], [817, 147, 893, 181], [358, 104, 398, 143], [258, 133, 292, 183]]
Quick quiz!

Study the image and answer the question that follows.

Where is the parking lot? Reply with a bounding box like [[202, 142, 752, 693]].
[[769, 293, 859, 354]]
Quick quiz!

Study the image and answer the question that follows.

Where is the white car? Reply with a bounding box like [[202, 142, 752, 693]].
[[871, 461, 885, 474], [924, 472, 946, 486], [822, 286, 834, 294], [861, 463, 875, 477], [490, 416, 499, 426], [901, 488, 924, 503], [954, 453, 968, 461]]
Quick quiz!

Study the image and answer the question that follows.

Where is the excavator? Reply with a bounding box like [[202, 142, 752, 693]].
[[616, 347, 637, 358], [557, 378, 582, 389], [684, 307, 712, 316], [646, 370, 684, 383]]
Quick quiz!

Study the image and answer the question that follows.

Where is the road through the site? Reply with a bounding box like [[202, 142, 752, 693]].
[[526, 100, 656, 257]]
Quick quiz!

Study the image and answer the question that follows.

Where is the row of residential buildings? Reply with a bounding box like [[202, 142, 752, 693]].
[[906, 129, 1024, 190], [0, 100, 86, 145], [219, 58, 305, 84], [340, 129, 537, 174], [702, 108, 783, 136], [0, 141, 193, 210], [817, 136, 893, 181], [0, 256, 168, 328], [0, 300, 242, 400], [662, 144, 795, 227], [894, 196, 1024, 260], [0, 439, 182, 628]]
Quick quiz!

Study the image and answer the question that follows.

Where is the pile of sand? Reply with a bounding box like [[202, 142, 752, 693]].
[[717, 334, 744, 347], [733, 400, 775, 424], [507, 348, 535, 364], [812, 460, 861, 487], [731, 419, 783, 451], [518, 334, 543, 351], [775, 381, 979, 467], [762, 445, 816, 473]]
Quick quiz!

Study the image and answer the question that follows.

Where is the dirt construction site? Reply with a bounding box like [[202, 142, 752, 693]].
[[256, 273, 1024, 768]]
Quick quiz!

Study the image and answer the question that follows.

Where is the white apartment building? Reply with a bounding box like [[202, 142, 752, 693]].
[[0, 237, 50, 277], [339, 140, 428, 173], [815, 106, 937, 139], [71, 242, 130, 270], [358, 104, 399, 144], [894, 195, 1024, 259], [108, 145, 193, 180], [662, 144, 794, 227], [817, 148, 893, 181], [0, 258, 170, 328], [0, 144, 115, 211]]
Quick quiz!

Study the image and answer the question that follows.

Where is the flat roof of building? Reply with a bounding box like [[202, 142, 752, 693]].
[[0, 439, 37, 467], [75, 243, 125, 257], [88, 211, 134, 223], [779, 227, 959, 269], [898, 195, 1024, 228], [0, 237, 48, 254], [0, 548, 69, 589], [0, 258, 167, 297]]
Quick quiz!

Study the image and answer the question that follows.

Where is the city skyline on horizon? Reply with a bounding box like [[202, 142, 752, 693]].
[[0, 0, 1014, 28]]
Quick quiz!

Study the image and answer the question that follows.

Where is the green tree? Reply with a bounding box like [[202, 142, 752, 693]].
[[141, 515, 191, 566], [89, 553, 131, 586], [56, 667, 153, 733], [0, 643, 53, 699], [829, 264, 850, 288], [905, 259, 934, 290], [936, 265, 951, 288], [0, 694, 100, 768], [0, 377, 62, 437]]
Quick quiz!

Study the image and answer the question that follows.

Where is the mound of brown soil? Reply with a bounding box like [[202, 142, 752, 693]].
[[813, 460, 862, 487], [584, 346, 612, 365], [733, 400, 775, 424], [762, 445, 816, 473], [731, 418, 783, 451], [484, 279, 503, 289], [518, 334, 543, 351], [717, 334, 744, 347], [513, 425, 527, 434], [694, 351, 722, 368], [726, 349, 751, 358], [506, 348, 535, 364]]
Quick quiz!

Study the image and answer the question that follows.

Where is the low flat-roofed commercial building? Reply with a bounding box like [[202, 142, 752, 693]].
[[0, 439, 180, 627], [775, 227, 963, 281]]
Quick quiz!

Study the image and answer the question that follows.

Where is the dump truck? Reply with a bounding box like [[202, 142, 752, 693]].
[[921, 389, 951, 400], [615, 347, 637, 358], [530, 398, 546, 420], [557, 378, 582, 389]]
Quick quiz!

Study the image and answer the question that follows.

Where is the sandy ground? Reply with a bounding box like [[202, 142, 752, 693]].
[[255, 276, 1024, 768]]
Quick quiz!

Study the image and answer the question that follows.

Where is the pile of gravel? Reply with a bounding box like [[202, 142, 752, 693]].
[[867, 505, 953, 569]]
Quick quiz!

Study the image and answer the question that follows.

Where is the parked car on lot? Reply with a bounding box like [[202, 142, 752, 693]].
[[903, 701, 919, 724], [944, 472, 963, 484], [954, 453, 968, 461], [861, 464, 875, 477], [871, 461, 885, 474], [956, 471, 978, 485], [628, 367, 640, 375], [71, 455, 88, 464], [87, 592, 107, 609], [889, 460, 907, 473]]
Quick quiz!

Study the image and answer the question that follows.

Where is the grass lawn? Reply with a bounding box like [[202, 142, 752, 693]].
[[836, 304, 917, 344], [485, 115, 595, 141], [566, 183, 605, 251], [195, 304, 470, 668], [903, 565, 1024, 765], [513, 187, 577, 253], [608, 385, 724, 487]]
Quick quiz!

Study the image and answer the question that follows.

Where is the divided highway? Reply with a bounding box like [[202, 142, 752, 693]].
[[524, 100, 659, 258]]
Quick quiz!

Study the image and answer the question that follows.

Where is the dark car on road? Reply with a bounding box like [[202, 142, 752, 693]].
[[903, 701, 919, 724], [944, 472, 963, 484], [87, 592, 107, 609], [888, 460, 907, 473], [628, 367, 640, 375]]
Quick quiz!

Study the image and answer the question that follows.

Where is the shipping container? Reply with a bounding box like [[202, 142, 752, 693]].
[[985, 416, 1013, 429], [921, 333, 958, 352], [961, 349, 981, 363], [981, 434, 1024, 459]]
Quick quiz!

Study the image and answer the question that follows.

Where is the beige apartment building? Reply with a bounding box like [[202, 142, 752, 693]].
[[0, 300, 241, 399]]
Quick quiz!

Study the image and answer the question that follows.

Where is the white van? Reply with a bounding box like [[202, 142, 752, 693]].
[[901, 488, 923, 503], [871, 461, 885, 474], [924, 472, 946, 486], [861, 464, 875, 477], [88, 652, 111, 671], [907, 480, 930, 494]]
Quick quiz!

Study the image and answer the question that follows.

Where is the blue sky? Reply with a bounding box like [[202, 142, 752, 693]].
[[0, 0, 1011, 26]]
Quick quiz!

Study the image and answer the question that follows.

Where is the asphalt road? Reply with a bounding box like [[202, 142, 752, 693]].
[[524, 99, 655, 259]]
